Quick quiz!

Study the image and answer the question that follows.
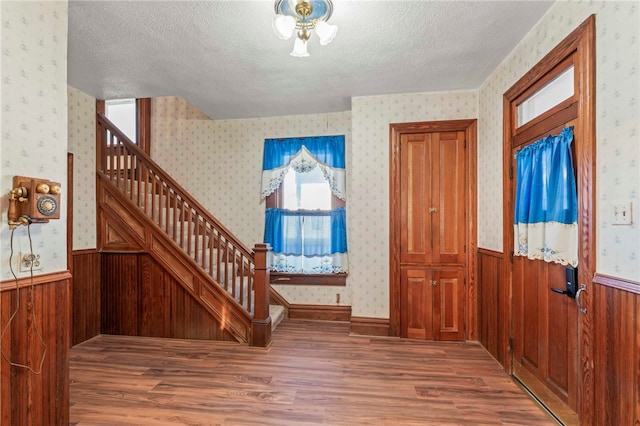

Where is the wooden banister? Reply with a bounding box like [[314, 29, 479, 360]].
[[96, 112, 270, 345], [97, 113, 254, 259]]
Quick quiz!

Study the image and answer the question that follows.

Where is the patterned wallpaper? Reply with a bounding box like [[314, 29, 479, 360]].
[[151, 97, 354, 306], [67, 86, 95, 250], [478, 1, 640, 281], [350, 92, 478, 317], [0, 1, 68, 280]]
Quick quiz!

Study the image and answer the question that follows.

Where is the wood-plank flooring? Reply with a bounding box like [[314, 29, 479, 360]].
[[70, 320, 554, 425]]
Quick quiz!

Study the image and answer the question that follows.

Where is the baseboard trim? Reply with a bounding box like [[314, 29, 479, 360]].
[[288, 304, 351, 321], [350, 316, 390, 337]]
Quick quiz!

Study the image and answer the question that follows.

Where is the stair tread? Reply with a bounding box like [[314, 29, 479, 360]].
[[270, 305, 285, 331]]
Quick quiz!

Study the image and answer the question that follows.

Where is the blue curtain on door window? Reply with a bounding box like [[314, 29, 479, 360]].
[[262, 136, 348, 274], [514, 126, 578, 266]]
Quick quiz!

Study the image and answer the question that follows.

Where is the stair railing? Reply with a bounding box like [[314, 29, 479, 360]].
[[96, 112, 271, 345]]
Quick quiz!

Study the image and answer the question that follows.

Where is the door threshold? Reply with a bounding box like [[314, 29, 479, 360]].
[[512, 376, 564, 426]]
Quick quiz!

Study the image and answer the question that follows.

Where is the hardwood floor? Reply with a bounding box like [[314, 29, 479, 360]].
[[70, 320, 554, 425]]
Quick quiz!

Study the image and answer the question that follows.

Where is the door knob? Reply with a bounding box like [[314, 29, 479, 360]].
[[429, 207, 437, 213]]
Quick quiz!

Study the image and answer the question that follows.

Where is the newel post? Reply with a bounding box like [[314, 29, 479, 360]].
[[251, 243, 272, 347]]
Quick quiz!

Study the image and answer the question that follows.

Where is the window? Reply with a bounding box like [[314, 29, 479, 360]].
[[282, 167, 332, 210], [261, 136, 348, 284], [100, 98, 150, 154], [105, 98, 137, 143], [517, 65, 574, 127]]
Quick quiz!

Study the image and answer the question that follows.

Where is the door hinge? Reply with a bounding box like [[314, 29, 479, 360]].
[[509, 251, 514, 264], [509, 164, 513, 179], [509, 336, 514, 352]]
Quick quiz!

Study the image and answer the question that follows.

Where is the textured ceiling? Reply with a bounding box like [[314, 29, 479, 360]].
[[68, 0, 554, 120]]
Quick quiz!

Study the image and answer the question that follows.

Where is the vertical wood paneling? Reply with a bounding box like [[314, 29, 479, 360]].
[[1, 273, 70, 425], [101, 253, 141, 335], [72, 250, 101, 345], [477, 249, 506, 366], [101, 253, 234, 341], [140, 255, 170, 337], [592, 278, 640, 426]]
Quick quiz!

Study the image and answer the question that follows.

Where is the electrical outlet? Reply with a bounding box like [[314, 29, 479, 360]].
[[612, 201, 633, 226], [19, 252, 42, 272]]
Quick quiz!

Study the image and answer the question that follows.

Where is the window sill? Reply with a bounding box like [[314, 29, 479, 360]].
[[270, 272, 347, 286]]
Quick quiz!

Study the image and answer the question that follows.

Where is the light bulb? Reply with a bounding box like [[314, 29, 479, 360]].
[[273, 14, 296, 40], [290, 37, 310, 57], [315, 20, 337, 46]]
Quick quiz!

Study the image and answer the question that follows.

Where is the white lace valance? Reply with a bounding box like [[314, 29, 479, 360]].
[[261, 145, 346, 200]]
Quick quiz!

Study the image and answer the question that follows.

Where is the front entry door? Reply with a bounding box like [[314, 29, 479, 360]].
[[509, 80, 582, 422], [504, 17, 597, 422], [510, 120, 579, 425]]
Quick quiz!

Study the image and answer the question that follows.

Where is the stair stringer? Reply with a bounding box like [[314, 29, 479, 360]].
[[97, 174, 254, 344]]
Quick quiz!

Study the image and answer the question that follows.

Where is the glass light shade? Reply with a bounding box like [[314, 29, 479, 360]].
[[273, 14, 296, 40], [290, 37, 310, 57], [315, 20, 337, 46]]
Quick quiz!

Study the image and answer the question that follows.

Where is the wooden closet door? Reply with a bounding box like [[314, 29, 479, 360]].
[[398, 129, 466, 340]]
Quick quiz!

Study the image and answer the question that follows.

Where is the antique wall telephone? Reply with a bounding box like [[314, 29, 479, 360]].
[[2, 176, 61, 374], [8, 176, 61, 228]]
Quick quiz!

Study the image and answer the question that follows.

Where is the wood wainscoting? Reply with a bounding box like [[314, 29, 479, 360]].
[[101, 252, 235, 341], [592, 274, 640, 425], [72, 249, 101, 345], [476, 248, 508, 366], [476, 246, 640, 424], [0, 271, 71, 425]]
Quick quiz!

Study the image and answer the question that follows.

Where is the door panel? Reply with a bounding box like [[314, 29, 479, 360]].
[[434, 131, 466, 264], [400, 133, 433, 264], [433, 269, 465, 340], [400, 269, 433, 340]]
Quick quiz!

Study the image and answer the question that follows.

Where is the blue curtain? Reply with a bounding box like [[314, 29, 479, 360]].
[[262, 136, 345, 170], [261, 135, 346, 200], [262, 136, 348, 274], [514, 126, 578, 266], [264, 207, 348, 255]]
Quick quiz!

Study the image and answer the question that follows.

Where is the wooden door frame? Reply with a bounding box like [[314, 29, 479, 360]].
[[502, 16, 595, 424], [389, 119, 478, 338]]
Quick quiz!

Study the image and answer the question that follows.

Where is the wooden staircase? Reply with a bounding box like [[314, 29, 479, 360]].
[[96, 112, 283, 346]]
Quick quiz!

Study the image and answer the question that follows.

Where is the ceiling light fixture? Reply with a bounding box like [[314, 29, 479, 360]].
[[273, 0, 337, 57]]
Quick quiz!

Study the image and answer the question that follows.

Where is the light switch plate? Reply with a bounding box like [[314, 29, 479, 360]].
[[611, 201, 633, 226]]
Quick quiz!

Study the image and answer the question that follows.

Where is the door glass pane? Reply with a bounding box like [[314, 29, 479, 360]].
[[517, 66, 574, 127]]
